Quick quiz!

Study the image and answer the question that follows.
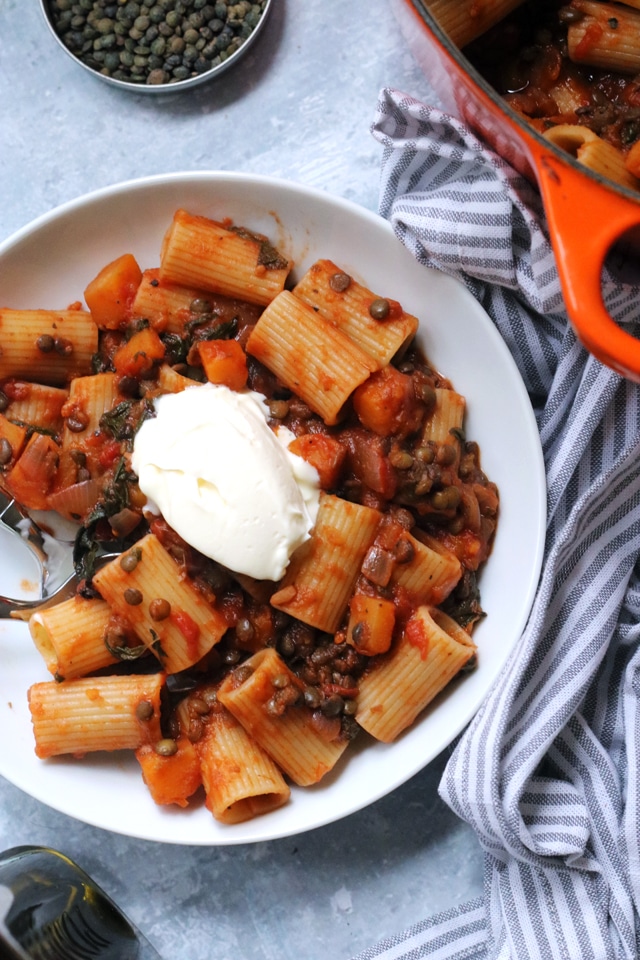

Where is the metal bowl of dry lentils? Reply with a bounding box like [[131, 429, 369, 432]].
[[40, 0, 272, 92]]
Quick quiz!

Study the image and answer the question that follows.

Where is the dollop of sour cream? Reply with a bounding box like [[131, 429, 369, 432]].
[[131, 383, 320, 581]]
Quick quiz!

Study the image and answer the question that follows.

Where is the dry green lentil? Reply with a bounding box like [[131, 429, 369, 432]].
[[46, 0, 268, 86]]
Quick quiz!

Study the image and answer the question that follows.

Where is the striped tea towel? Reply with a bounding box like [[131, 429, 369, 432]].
[[352, 87, 640, 960]]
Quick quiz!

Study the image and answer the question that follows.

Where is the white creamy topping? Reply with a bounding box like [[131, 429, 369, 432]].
[[131, 383, 320, 581]]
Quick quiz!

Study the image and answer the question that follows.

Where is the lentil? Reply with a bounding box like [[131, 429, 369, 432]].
[[124, 587, 144, 605], [189, 696, 210, 715], [369, 297, 390, 320], [135, 699, 154, 721], [54, 337, 74, 357], [0, 439, 13, 466], [186, 717, 204, 741], [66, 413, 89, 433], [329, 271, 351, 293], [154, 738, 178, 756], [46, 0, 269, 86], [268, 399, 289, 419], [149, 597, 171, 620], [235, 617, 255, 644], [120, 548, 141, 572], [36, 334, 56, 353]]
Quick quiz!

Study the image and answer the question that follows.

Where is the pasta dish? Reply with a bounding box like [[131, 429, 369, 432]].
[[0, 209, 499, 825]]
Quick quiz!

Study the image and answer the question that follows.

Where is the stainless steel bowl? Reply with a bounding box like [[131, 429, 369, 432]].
[[39, 0, 273, 94]]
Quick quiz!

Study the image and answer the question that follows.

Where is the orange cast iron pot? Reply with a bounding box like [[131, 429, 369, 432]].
[[393, 0, 640, 382]]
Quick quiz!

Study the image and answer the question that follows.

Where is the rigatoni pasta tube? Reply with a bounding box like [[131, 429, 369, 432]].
[[426, 0, 526, 48], [292, 259, 418, 369], [58, 372, 122, 487], [577, 137, 640, 191], [356, 607, 476, 743], [0, 309, 98, 386], [391, 531, 462, 606], [423, 388, 465, 445], [160, 209, 290, 306], [218, 648, 349, 787], [3, 382, 68, 433], [196, 705, 290, 823], [92, 533, 228, 673], [543, 124, 640, 191], [246, 290, 376, 425], [131, 268, 202, 334], [271, 494, 381, 633], [28, 672, 165, 759], [29, 596, 121, 680], [568, 1, 640, 74]]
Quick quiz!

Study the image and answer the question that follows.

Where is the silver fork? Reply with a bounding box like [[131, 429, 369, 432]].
[[0, 491, 111, 620]]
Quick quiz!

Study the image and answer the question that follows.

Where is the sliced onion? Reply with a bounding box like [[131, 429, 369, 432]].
[[48, 478, 101, 522]]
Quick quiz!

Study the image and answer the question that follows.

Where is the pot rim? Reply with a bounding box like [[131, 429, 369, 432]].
[[406, 0, 640, 204]]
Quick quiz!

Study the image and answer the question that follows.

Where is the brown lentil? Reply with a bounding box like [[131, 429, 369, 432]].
[[149, 597, 171, 621], [303, 686, 321, 709], [69, 449, 87, 466], [321, 694, 344, 717], [186, 717, 204, 742], [189, 697, 211, 716], [154, 738, 178, 757], [36, 334, 56, 353], [269, 399, 289, 419], [436, 443, 457, 466], [66, 413, 89, 433], [235, 617, 255, 644], [0, 439, 13, 466], [124, 587, 143, 606], [415, 444, 435, 464], [393, 536, 415, 564], [117, 375, 140, 398], [431, 486, 461, 511], [135, 699, 154, 721], [54, 337, 74, 357], [120, 549, 141, 573], [369, 298, 390, 321], [389, 449, 414, 470], [329, 271, 351, 292]]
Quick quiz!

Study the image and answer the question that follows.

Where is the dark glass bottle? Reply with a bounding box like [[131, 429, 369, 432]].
[[0, 847, 151, 960]]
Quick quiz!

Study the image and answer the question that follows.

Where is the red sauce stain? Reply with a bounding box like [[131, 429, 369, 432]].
[[172, 609, 200, 657], [405, 617, 430, 661]]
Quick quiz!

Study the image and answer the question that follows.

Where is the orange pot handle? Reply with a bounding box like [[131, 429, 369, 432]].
[[534, 150, 640, 381]]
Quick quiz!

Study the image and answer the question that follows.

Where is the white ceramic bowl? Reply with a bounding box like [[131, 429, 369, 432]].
[[0, 173, 546, 844]]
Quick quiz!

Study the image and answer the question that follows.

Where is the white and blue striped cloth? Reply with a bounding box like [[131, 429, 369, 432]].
[[354, 87, 640, 960]]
